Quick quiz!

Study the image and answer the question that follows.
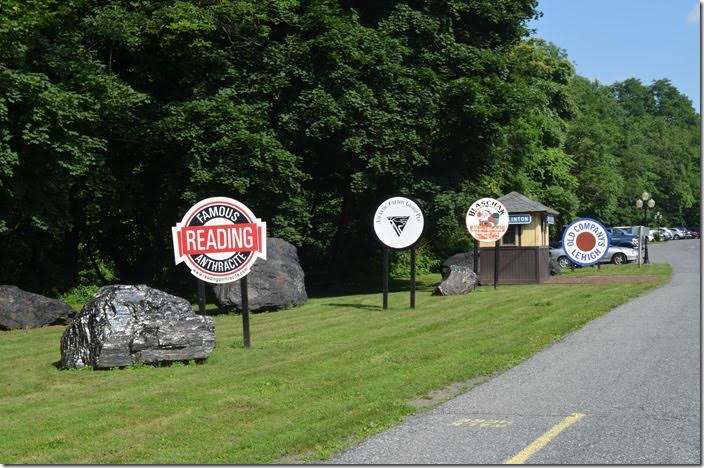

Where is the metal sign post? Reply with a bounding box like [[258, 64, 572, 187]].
[[382, 247, 390, 310], [197, 279, 206, 315], [466, 197, 509, 289], [494, 240, 500, 289], [410, 247, 416, 308], [172, 196, 266, 349], [473, 242, 479, 277], [241, 275, 250, 348], [372, 196, 425, 310]]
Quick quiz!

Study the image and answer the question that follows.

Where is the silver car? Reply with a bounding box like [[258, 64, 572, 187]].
[[549, 243, 639, 268], [654, 227, 673, 241]]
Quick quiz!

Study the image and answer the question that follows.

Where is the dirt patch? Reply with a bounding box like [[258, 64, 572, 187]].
[[408, 376, 491, 409], [544, 275, 659, 284]]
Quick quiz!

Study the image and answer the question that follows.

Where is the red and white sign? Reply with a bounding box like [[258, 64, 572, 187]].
[[561, 218, 609, 266], [172, 197, 266, 283], [465, 197, 509, 242]]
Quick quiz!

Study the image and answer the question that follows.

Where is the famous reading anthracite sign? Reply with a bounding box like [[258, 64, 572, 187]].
[[465, 197, 509, 242], [373, 196, 424, 249], [561, 217, 609, 266], [172, 197, 267, 283]]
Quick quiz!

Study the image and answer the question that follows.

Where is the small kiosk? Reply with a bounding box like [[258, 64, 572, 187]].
[[478, 191, 558, 284]]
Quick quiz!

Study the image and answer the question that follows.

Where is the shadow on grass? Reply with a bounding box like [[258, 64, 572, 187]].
[[321, 303, 381, 311], [307, 276, 439, 298], [53, 358, 207, 371]]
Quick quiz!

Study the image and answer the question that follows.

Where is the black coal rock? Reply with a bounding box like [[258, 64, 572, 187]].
[[60, 285, 215, 369]]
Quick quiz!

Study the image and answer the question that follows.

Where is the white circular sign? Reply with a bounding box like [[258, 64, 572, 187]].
[[561, 217, 610, 266], [465, 197, 509, 242], [373, 196, 424, 249]]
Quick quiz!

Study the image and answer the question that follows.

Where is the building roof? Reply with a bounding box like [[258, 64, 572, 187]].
[[497, 191, 559, 215]]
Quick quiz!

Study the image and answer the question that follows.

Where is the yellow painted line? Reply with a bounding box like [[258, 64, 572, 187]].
[[450, 418, 512, 428], [503, 412, 585, 464]]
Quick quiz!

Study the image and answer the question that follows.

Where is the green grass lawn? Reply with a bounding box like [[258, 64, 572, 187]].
[[556, 262, 665, 276], [0, 264, 671, 464]]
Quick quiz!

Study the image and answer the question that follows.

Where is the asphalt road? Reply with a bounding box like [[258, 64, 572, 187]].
[[330, 239, 701, 464]]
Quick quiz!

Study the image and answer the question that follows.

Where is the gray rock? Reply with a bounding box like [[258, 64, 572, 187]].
[[0, 285, 75, 330], [441, 253, 477, 279], [432, 266, 479, 296], [549, 258, 563, 275], [212, 238, 307, 312], [60, 285, 215, 369]]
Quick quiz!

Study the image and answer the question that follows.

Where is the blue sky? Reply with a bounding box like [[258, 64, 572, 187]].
[[528, 0, 700, 112]]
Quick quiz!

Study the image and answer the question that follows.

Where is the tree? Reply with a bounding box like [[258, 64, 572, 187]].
[[0, 1, 147, 292], [610, 78, 700, 227], [564, 76, 624, 224]]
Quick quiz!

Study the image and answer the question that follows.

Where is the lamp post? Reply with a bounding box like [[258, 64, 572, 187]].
[[636, 191, 655, 264]]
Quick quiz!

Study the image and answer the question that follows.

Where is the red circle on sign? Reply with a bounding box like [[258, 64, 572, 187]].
[[185, 200, 255, 277], [576, 232, 596, 251]]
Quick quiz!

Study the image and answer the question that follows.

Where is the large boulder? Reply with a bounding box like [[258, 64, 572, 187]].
[[212, 237, 307, 312], [440, 252, 477, 279], [0, 285, 75, 330], [549, 258, 563, 276], [60, 285, 215, 369], [432, 266, 479, 296]]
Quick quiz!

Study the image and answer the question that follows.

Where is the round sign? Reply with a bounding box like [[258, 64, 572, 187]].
[[561, 217, 610, 266], [171, 197, 267, 283], [372, 196, 425, 249], [465, 197, 509, 242]]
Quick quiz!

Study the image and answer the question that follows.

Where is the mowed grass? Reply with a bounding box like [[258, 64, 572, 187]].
[[0, 264, 671, 464], [557, 262, 664, 276]]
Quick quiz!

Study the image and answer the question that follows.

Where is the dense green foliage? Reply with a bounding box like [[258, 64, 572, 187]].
[[0, 266, 670, 463], [0, 0, 698, 294]]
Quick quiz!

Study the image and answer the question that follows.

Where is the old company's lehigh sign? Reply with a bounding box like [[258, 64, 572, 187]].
[[373, 196, 424, 249], [562, 217, 609, 266], [465, 197, 509, 242], [172, 197, 267, 283]]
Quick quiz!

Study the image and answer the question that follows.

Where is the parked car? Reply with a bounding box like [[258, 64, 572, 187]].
[[617, 225, 654, 242], [549, 242, 639, 268], [673, 226, 692, 239], [653, 227, 672, 241], [659, 227, 676, 240], [669, 227, 687, 240], [687, 226, 699, 238], [605, 227, 639, 248]]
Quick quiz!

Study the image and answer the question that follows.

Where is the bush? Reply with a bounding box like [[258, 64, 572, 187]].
[[59, 285, 100, 306], [390, 241, 441, 277]]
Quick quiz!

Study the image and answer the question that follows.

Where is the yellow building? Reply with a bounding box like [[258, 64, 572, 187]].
[[479, 191, 558, 284]]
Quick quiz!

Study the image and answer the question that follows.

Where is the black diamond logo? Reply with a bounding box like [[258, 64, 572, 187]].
[[387, 216, 410, 236]]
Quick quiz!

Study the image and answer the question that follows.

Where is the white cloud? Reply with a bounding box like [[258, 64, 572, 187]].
[[686, 3, 699, 24]]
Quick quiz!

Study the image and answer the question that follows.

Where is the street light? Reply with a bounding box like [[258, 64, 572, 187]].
[[636, 192, 655, 264]]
